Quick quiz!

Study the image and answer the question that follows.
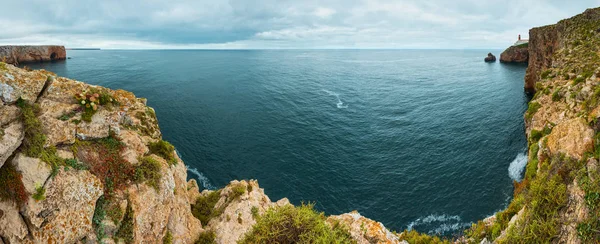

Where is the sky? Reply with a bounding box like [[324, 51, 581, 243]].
[[1, 0, 599, 49]]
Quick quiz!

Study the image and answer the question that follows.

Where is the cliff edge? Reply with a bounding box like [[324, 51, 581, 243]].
[[0, 46, 66, 65], [499, 44, 528, 63]]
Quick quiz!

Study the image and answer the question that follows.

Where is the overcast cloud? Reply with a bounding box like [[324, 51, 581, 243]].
[[1, 0, 599, 49]]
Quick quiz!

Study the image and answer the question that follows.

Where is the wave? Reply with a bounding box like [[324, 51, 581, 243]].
[[407, 214, 470, 235], [322, 89, 348, 109], [508, 153, 528, 182], [175, 149, 216, 190], [187, 167, 216, 190]]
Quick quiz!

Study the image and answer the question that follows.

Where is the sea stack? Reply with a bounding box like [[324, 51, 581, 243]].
[[484, 53, 496, 62], [0, 45, 66, 65]]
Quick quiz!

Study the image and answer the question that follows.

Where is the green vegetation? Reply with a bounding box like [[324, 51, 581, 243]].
[[134, 107, 159, 137], [516, 42, 529, 48], [237, 213, 243, 224], [115, 201, 135, 244], [93, 196, 108, 242], [231, 184, 246, 199], [64, 158, 88, 170], [134, 156, 162, 191], [0, 162, 28, 207], [251, 206, 259, 220], [191, 190, 222, 226], [541, 70, 552, 79], [163, 230, 173, 244], [58, 110, 77, 121], [525, 102, 541, 121], [0, 62, 7, 71], [148, 140, 177, 165], [32, 184, 46, 201], [551, 88, 562, 102], [194, 231, 216, 244], [75, 132, 135, 196], [17, 98, 46, 158], [238, 203, 354, 244], [400, 230, 450, 244], [74, 89, 118, 122], [573, 76, 586, 85]]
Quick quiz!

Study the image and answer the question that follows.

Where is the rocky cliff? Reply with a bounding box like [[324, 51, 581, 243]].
[[463, 7, 600, 244], [499, 44, 528, 63], [0, 46, 66, 65]]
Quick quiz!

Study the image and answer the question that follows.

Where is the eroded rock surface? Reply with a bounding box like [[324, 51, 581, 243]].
[[0, 46, 66, 65]]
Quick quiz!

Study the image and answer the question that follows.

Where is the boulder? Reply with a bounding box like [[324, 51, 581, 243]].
[[26, 169, 103, 243], [328, 211, 404, 244], [484, 53, 496, 62], [206, 180, 290, 243], [0, 63, 51, 104], [0, 201, 29, 243], [12, 153, 52, 194], [0, 121, 24, 167], [546, 118, 594, 160]]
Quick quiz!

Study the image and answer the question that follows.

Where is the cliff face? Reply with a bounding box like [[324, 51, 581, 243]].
[[499, 45, 528, 63], [0, 46, 66, 65], [463, 7, 600, 244]]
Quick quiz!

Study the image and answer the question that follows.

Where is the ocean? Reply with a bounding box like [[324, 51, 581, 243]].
[[26, 49, 528, 236]]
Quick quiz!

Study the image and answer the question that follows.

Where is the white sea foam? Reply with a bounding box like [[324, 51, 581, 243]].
[[406, 214, 470, 235], [187, 167, 215, 190], [176, 149, 216, 190], [508, 153, 528, 182], [322, 89, 348, 109]]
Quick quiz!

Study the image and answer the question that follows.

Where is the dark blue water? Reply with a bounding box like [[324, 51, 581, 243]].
[[27, 50, 528, 235]]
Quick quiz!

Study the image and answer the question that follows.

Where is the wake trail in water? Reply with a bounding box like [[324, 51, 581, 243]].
[[407, 214, 471, 235], [175, 149, 216, 190], [322, 89, 348, 109], [508, 153, 528, 182]]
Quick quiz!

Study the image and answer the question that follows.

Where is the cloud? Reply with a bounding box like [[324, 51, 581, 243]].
[[0, 0, 598, 48]]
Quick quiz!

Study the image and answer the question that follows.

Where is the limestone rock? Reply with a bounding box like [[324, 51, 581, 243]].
[[0, 121, 24, 168], [12, 153, 51, 194], [546, 118, 594, 160], [0, 201, 29, 243], [0, 104, 20, 126], [27, 169, 103, 243], [557, 179, 588, 244], [500, 45, 528, 63], [0, 63, 51, 103], [328, 211, 402, 244], [0, 45, 66, 65], [207, 180, 290, 244]]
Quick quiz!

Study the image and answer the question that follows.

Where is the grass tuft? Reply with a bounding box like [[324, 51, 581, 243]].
[[134, 156, 162, 191], [238, 203, 354, 244], [148, 140, 177, 165]]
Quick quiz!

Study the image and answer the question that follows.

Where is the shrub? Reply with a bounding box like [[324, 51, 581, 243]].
[[541, 70, 552, 79], [74, 89, 118, 122], [230, 184, 246, 199], [573, 76, 586, 85], [195, 231, 216, 244], [17, 98, 46, 158], [0, 62, 6, 71], [399, 230, 450, 244], [32, 184, 46, 201], [115, 201, 134, 244], [134, 156, 162, 191], [163, 230, 173, 244], [238, 213, 243, 224], [551, 89, 562, 102], [148, 140, 177, 165], [529, 130, 543, 144], [251, 206, 259, 219], [106, 201, 124, 224], [191, 190, 222, 226], [76, 133, 135, 196], [238, 203, 354, 244], [0, 162, 28, 207], [93, 196, 107, 241], [525, 102, 541, 121]]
